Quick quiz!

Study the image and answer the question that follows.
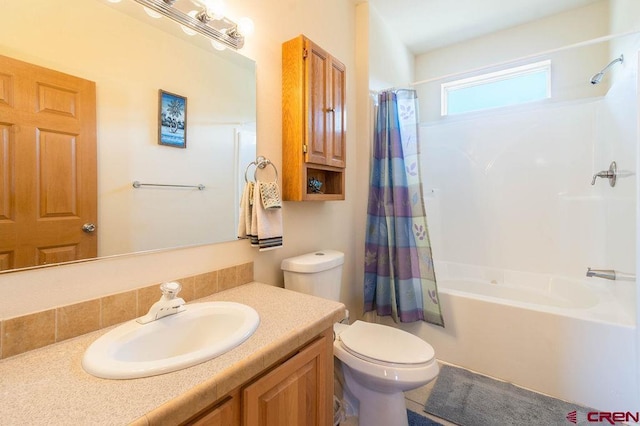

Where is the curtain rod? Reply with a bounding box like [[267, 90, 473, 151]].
[[410, 29, 640, 87], [369, 87, 415, 95]]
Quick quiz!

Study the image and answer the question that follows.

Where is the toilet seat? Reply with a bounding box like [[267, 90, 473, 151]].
[[337, 321, 435, 365], [333, 337, 439, 391]]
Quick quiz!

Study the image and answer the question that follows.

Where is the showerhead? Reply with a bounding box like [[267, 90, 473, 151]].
[[590, 54, 624, 85], [590, 72, 605, 85]]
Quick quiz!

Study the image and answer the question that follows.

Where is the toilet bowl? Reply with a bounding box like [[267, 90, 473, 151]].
[[281, 250, 439, 426], [333, 321, 439, 426]]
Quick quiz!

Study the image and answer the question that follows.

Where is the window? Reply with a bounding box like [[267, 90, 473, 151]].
[[441, 60, 551, 116]]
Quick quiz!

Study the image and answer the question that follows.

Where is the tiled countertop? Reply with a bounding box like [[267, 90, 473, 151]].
[[0, 282, 345, 425]]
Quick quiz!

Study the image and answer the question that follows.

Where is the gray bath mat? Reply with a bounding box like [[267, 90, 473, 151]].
[[408, 410, 442, 426], [424, 365, 594, 425]]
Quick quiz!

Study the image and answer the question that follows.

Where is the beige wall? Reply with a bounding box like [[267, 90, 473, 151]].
[[610, 0, 640, 72], [415, 0, 610, 80], [0, 0, 358, 320], [414, 0, 611, 122], [238, 0, 359, 319], [367, 3, 415, 91]]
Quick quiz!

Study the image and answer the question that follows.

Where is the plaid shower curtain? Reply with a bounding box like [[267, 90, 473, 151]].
[[364, 89, 444, 326]]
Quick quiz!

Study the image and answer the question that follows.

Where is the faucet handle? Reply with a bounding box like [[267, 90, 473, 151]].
[[591, 161, 617, 187], [160, 281, 182, 299], [591, 171, 608, 185]]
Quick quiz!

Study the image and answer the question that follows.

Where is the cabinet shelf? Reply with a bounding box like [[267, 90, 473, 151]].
[[305, 165, 345, 200]]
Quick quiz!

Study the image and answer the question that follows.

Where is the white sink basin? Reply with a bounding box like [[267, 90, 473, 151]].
[[82, 301, 260, 379]]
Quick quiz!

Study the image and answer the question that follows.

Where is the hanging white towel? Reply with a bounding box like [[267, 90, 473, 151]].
[[237, 181, 254, 239], [249, 180, 259, 247], [251, 180, 283, 251]]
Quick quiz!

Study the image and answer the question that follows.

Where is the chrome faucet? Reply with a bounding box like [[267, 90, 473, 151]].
[[136, 281, 186, 324], [586, 268, 616, 281]]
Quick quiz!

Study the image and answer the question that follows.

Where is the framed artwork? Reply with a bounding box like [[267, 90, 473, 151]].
[[158, 90, 187, 148]]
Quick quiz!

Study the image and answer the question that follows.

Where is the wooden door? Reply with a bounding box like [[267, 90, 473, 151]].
[[243, 335, 330, 426], [0, 55, 97, 271]]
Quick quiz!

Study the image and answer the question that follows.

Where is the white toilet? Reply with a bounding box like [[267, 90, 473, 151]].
[[281, 250, 439, 426]]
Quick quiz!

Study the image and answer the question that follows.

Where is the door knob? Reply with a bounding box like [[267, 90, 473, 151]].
[[82, 223, 96, 233]]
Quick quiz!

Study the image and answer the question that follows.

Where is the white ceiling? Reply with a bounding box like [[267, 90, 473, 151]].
[[368, 0, 602, 54]]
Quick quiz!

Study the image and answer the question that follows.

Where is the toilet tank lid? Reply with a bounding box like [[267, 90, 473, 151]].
[[281, 250, 344, 273]]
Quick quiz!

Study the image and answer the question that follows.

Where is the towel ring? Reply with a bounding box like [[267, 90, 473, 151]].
[[254, 156, 278, 181], [244, 161, 257, 183]]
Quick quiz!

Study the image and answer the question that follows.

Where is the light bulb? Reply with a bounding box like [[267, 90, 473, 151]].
[[107, 0, 122, 3], [211, 40, 226, 51], [181, 11, 198, 35], [203, 0, 225, 20], [237, 17, 254, 36], [143, 7, 163, 19]]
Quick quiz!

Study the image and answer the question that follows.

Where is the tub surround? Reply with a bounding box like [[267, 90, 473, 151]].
[[383, 262, 636, 411], [0, 282, 345, 425], [0, 262, 254, 359], [435, 261, 634, 325]]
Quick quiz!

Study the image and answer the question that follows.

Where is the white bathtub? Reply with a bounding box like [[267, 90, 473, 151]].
[[441, 277, 599, 310], [434, 262, 635, 324], [376, 262, 638, 411]]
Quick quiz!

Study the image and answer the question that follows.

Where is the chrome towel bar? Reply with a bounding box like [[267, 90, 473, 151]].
[[132, 181, 205, 190]]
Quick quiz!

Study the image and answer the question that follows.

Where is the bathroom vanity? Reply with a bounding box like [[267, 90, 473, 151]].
[[191, 333, 331, 426], [0, 283, 345, 425]]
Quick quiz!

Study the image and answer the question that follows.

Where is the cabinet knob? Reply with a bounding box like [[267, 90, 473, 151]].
[[326, 107, 335, 112]]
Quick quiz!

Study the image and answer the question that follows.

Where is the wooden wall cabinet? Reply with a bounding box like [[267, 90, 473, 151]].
[[184, 329, 333, 426], [282, 35, 346, 201]]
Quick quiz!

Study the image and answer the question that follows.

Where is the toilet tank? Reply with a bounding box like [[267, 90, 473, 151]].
[[280, 250, 344, 302]]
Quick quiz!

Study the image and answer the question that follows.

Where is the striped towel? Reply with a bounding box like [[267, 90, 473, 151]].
[[250, 180, 283, 250]]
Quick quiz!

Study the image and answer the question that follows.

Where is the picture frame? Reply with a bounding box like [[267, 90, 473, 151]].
[[158, 90, 187, 148]]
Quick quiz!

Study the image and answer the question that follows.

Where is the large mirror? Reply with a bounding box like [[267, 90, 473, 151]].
[[0, 0, 256, 273]]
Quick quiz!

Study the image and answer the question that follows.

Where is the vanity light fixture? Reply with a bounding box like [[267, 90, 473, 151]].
[[130, 0, 251, 50], [143, 6, 164, 18]]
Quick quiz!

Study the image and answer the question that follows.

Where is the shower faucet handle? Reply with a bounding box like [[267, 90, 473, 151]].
[[591, 171, 613, 185], [591, 161, 617, 187]]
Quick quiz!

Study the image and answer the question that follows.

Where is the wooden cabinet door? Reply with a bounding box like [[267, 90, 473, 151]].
[[0, 54, 97, 270], [188, 393, 240, 426], [327, 57, 345, 168], [243, 335, 330, 426], [304, 39, 331, 166], [303, 39, 346, 169]]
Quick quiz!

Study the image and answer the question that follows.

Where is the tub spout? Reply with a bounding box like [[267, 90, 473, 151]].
[[586, 268, 616, 280]]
